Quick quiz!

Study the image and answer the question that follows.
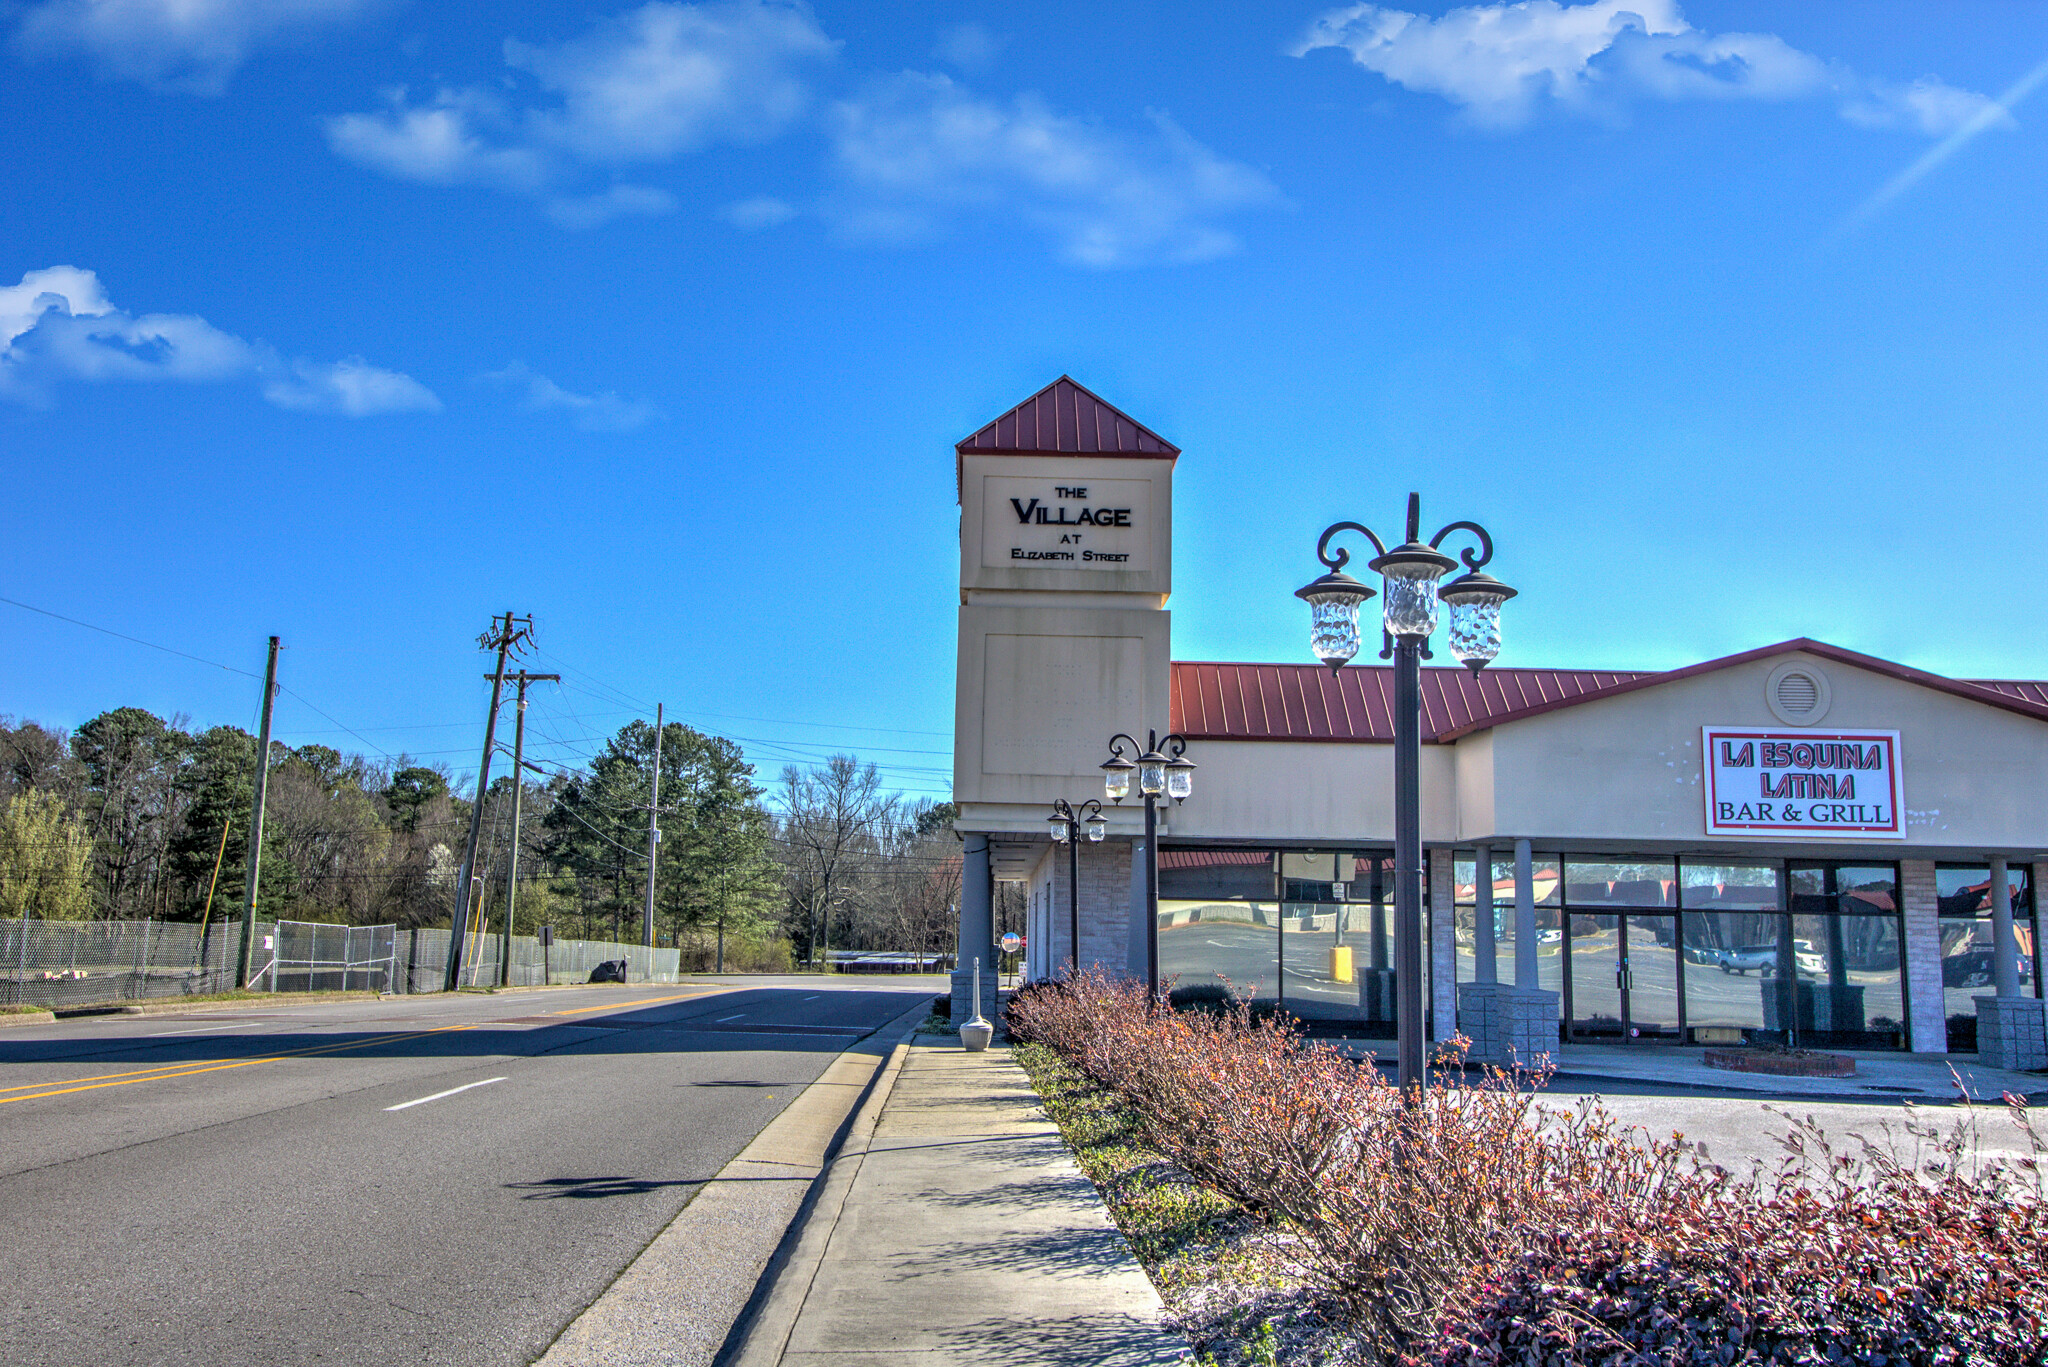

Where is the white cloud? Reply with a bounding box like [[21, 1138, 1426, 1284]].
[[721, 194, 795, 228], [327, 89, 552, 192], [264, 357, 440, 416], [1292, 0, 2007, 135], [507, 0, 836, 162], [481, 362, 658, 432], [0, 266, 438, 415], [326, 1, 834, 224], [825, 73, 1281, 267], [14, 0, 383, 94]]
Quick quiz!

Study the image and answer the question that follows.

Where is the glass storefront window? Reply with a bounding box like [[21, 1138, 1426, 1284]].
[[1682, 909, 1779, 1033], [1677, 861, 1786, 1039], [1285, 853, 1405, 1025], [1787, 864, 1905, 1046], [1564, 859, 1676, 908], [1453, 852, 1564, 1028], [1158, 849, 1425, 1034], [1158, 850, 1277, 1005], [1937, 864, 2036, 1052]]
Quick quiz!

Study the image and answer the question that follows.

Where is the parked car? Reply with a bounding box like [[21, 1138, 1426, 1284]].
[[1705, 942, 1827, 976], [1707, 944, 1776, 975]]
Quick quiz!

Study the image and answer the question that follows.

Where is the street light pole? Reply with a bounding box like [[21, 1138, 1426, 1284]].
[[1295, 492, 1516, 1092], [1047, 798, 1107, 977], [1392, 634, 1425, 1088], [1102, 731, 1195, 1001]]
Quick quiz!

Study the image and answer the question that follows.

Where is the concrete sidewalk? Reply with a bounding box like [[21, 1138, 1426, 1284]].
[[731, 1035, 1187, 1367]]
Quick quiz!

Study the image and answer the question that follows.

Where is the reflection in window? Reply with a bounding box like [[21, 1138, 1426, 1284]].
[[1454, 853, 1564, 1003], [1937, 864, 2036, 1051], [1158, 850, 1277, 1004], [1563, 859, 1676, 908], [1682, 910, 1778, 1032]]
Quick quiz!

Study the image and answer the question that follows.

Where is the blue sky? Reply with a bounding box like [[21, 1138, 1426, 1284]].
[[5, 0, 2046, 802]]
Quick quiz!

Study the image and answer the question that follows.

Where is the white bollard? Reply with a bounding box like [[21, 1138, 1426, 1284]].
[[959, 955, 993, 1052]]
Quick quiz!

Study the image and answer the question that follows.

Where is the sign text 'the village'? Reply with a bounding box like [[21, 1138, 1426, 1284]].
[[981, 476, 1152, 570]]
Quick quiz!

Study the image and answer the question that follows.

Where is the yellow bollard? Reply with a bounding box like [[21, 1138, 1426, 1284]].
[[1329, 944, 1354, 983]]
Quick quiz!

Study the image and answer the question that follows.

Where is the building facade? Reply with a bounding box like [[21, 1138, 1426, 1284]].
[[950, 377, 2048, 1064]]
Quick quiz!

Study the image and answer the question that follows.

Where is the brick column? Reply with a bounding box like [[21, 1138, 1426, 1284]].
[[1073, 838, 1133, 976], [1900, 859, 1945, 1054], [1431, 847, 1456, 1042]]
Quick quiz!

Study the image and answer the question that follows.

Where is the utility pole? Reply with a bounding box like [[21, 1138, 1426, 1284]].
[[447, 612, 533, 991], [496, 670, 557, 986], [235, 636, 280, 988], [644, 703, 662, 951]]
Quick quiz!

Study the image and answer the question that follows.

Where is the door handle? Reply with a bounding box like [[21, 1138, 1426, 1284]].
[[1616, 965, 1631, 991]]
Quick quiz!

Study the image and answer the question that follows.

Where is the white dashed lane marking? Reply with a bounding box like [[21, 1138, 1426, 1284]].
[[385, 1077, 507, 1112]]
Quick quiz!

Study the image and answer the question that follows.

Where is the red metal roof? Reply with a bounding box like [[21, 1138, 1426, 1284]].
[[1170, 662, 1651, 743], [956, 376, 1179, 457], [1970, 680, 2048, 708], [1170, 640, 2048, 744]]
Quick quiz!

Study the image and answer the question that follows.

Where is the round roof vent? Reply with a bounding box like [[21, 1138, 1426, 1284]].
[[1766, 661, 1830, 725]]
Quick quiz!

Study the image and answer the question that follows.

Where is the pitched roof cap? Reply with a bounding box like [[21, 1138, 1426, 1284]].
[[956, 376, 1179, 457]]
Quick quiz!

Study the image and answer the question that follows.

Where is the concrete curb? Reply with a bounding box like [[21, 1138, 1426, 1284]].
[[0, 1009, 58, 1028], [713, 1026, 941, 1367], [532, 1001, 932, 1367]]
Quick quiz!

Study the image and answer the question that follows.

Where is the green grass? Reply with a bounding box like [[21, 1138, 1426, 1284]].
[[1013, 1043, 1266, 1298], [1, 1003, 53, 1015]]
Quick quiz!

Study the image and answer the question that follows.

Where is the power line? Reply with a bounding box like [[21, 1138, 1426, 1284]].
[[1, 595, 261, 679]]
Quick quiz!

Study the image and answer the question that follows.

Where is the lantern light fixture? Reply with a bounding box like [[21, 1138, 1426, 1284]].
[[1100, 753, 1135, 804]]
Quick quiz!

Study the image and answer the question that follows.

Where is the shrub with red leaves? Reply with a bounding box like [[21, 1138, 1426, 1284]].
[[1427, 1107, 2048, 1366], [1009, 973, 2048, 1366]]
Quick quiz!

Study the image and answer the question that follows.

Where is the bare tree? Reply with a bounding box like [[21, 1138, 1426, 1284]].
[[778, 756, 896, 968]]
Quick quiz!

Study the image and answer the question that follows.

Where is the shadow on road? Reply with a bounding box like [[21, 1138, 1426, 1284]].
[[508, 1175, 702, 1200], [0, 988, 923, 1069]]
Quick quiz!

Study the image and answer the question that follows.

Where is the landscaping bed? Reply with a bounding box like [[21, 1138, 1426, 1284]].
[[1704, 1044, 1856, 1077], [1010, 970, 2048, 1366]]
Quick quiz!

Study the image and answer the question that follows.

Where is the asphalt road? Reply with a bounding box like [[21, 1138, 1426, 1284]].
[[0, 975, 940, 1367]]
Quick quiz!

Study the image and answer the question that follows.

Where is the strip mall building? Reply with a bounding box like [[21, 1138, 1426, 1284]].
[[949, 377, 2048, 1067]]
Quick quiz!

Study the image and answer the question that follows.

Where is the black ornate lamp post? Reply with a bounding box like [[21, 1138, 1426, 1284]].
[[1046, 798, 1108, 977], [1102, 731, 1196, 997], [1295, 492, 1516, 1090]]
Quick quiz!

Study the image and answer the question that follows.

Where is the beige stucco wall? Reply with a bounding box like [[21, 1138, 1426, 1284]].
[[1159, 738, 1458, 846], [1476, 651, 2048, 858], [952, 602, 1172, 814], [1112, 651, 2048, 862]]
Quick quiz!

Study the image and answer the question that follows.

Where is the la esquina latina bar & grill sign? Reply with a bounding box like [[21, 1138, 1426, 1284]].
[[1701, 727, 1904, 839]]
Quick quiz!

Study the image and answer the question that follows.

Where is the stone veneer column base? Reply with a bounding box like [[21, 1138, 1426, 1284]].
[[1975, 995, 2048, 1071], [949, 968, 999, 1026], [1457, 983, 1560, 1068]]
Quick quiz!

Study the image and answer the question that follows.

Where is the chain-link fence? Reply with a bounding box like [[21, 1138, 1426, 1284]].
[[397, 927, 680, 992], [249, 921, 398, 994], [3, 918, 684, 1010], [0, 919, 256, 1010]]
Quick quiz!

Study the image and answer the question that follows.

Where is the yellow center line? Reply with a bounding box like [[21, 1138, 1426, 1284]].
[[0, 1024, 482, 1106]]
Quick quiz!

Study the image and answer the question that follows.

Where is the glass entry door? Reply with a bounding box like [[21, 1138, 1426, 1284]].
[[1569, 913, 1681, 1041]]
